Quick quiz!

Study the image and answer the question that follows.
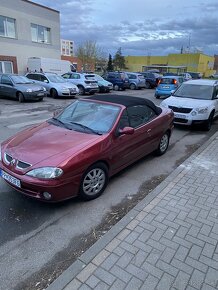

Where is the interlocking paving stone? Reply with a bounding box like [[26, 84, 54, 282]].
[[47, 133, 218, 290]]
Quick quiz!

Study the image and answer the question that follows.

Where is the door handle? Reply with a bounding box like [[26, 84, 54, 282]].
[[147, 129, 152, 135]]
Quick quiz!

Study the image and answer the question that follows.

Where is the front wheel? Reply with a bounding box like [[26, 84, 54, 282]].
[[203, 112, 214, 131], [50, 88, 58, 99], [113, 84, 119, 91], [18, 92, 25, 103], [79, 162, 109, 201], [155, 132, 170, 156]]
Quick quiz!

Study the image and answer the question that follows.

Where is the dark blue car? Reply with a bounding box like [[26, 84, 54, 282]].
[[102, 72, 129, 91]]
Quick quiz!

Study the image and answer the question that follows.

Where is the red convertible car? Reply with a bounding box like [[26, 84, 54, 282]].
[[0, 95, 174, 202]]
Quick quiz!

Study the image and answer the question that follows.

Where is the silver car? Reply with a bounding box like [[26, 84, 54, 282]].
[[0, 74, 46, 102], [62, 72, 99, 95], [126, 72, 146, 90], [25, 72, 79, 98]]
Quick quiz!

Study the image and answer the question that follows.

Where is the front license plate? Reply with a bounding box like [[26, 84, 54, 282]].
[[0, 169, 21, 188], [37, 93, 44, 96], [174, 113, 186, 119]]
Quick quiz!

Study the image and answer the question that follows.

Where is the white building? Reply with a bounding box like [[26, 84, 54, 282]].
[[0, 0, 61, 74], [61, 39, 74, 56]]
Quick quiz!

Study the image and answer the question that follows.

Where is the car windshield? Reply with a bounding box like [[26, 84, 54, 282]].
[[47, 74, 66, 83], [174, 84, 214, 100], [50, 100, 121, 134], [11, 76, 34, 84]]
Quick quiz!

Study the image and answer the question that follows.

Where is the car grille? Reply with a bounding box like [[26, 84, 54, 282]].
[[169, 106, 192, 114], [174, 118, 188, 124], [4, 153, 32, 169]]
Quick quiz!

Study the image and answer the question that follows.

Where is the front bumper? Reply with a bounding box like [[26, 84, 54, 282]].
[[23, 92, 46, 100], [84, 87, 99, 93], [172, 112, 209, 126], [0, 164, 81, 202]]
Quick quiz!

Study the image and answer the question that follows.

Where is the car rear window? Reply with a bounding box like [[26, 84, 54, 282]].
[[160, 78, 175, 84], [85, 75, 96, 80]]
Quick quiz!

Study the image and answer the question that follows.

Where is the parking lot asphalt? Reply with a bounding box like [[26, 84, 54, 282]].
[[46, 132, 218, 289]]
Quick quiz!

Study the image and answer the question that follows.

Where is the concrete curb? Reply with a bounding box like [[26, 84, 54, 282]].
[[47, 131, 218, 290]]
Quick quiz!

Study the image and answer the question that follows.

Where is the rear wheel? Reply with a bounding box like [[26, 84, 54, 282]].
[[78, 86, 85, 95], [155, 94, 160, 99], [155, 132, 170, 156], [50, 88, 58, 99], [145, 81, 151, 89], [130, 83, 136, 90], [79, 162, 109, 200], [18, 92, 25, 103], [203, 111, 214, 131]]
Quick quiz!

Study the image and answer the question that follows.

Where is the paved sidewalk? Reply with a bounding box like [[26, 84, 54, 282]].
[[47, 132, 218, 290]]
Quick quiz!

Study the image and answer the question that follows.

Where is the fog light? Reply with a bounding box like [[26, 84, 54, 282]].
[[191, 111, 197, 116], [43, 192, 52, 200]]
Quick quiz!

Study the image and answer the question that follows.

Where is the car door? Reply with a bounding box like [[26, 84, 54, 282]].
[[110, 106, 160, 172], [0, 75, 16, 98], [213, 86, 218, 116]]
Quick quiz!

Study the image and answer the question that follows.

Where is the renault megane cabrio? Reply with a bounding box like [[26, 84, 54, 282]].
[[0, 95, 174, 202]]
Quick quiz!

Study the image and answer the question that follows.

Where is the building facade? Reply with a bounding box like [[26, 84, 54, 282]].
[[0, 0, 61, 74], [125, 53, 215, 77], [61, 39, 74, 56]]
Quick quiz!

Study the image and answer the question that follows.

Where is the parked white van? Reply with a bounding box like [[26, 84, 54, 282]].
[[27, 57, 76, 75]]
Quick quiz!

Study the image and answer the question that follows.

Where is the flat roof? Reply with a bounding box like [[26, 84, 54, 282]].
[[22, 0, 59, 13]]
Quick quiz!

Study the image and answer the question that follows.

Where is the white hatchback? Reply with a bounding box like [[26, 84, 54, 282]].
[[161, 79, 218, 130]]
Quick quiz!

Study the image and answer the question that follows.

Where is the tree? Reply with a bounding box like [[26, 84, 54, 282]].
[[107, 54, 114, 71], [113, 47, 126, 71], [76, 40, 105, 72]]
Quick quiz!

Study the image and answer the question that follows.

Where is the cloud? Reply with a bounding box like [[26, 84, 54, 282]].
[[34, 0, 218, 57]]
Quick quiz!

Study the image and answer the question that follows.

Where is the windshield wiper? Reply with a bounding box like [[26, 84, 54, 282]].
[[69, 122, 102, 135], [50, 117, 71, 129]]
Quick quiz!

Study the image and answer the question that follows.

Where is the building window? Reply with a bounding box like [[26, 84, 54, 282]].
[[31, 23, 51, 44], [0, 15, 16, 38], [0, 61, 13, 73]]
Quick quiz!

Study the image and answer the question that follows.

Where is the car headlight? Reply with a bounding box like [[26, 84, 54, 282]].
[[42, 87, 47, 92], [26, 88, 33, 92], [196, 107, 208, 114], [26, 167, 63, 179]]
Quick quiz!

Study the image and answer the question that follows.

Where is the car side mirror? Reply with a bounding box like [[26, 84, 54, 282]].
[[119, 127, 135, 135]]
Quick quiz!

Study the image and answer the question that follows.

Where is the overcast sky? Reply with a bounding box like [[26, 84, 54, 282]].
[[34, 0, 218, 57]]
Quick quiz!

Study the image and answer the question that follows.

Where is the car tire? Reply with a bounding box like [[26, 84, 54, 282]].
[[203, 111, 214, 131], [50, 88, 58, 99], [79, 162, 109, 201], [78, 86, 85, 95], [89, 91, 95, 95], [18, 92, 25, 103], [155, 94, 160, 99], [155, 132, 170, 156], [38, 97, 43, 101], [145, 81, 151, 89], [113, 84, 119, 91], [130, 83, 136, 90]]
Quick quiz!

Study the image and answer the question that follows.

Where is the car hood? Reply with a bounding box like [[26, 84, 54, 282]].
[[15, 83, 45, 91], [3, 122, 103, 168], [162, 96, 213, 108]]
